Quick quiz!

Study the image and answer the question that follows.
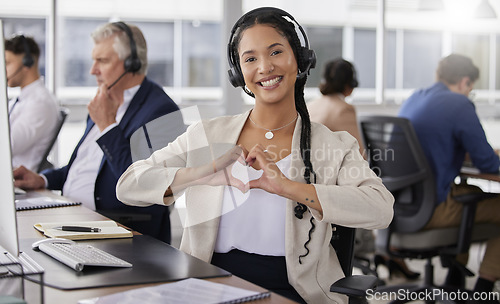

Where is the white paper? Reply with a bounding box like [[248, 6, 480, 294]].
[[78, 278, 270, 304]]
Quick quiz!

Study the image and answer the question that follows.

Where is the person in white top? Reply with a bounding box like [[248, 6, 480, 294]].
[[308, 58, 421, 281], [307, 58, 363, 155], [5, 35, 58, 172]]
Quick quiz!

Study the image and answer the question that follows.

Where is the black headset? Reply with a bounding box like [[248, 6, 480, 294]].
[[111, 22, 141, 73], [227, 7, 316, 89], [19, 35, 34, 68]]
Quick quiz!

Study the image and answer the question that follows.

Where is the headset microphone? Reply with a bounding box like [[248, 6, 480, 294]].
[[6, 66, 24, 82], [107, 70, 128, 90]]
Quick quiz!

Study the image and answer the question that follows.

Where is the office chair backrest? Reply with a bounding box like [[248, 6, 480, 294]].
[[129, 112, 187, 162], [37, 107, 69, 172], [331, 225, 356, 276], [359, 116, 436, 233]]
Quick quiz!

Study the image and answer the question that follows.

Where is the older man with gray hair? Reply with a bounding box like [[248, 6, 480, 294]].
[[14, 22, 183, 244]]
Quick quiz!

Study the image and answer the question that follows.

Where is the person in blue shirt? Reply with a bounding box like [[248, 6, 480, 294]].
[[399, 53, 500, 297]]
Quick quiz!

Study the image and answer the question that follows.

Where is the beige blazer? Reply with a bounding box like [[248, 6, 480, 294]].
[[117, 110, 394, 304]]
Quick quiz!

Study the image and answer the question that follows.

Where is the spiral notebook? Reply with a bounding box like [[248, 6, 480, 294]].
[[15, 196, 81, 211], [78, 277, 271, 304]]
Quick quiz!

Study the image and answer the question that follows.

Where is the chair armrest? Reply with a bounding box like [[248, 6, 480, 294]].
[[330, 275, 378, 298], [453, 192, 498, 205], [446, 192, 499, 254]]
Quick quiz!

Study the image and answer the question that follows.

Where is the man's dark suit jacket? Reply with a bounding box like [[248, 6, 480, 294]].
[[42, 77, 182, 244]]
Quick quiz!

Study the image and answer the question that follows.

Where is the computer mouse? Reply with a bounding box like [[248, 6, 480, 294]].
[[32, 238, 75, 251]]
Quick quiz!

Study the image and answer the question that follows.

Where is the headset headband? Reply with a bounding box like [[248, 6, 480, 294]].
[[19, 35, 34, 68], [112, 22, 141, 73]]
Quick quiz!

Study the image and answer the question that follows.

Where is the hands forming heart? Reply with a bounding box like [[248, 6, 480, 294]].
[[202, 144, 290, 196]]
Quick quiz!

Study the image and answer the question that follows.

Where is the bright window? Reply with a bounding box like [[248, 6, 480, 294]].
[[304, 26, 343, 88], [181, 21, 221, 87]]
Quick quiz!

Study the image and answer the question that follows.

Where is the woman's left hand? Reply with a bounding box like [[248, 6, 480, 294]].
[[245, 144, 290, 195], [245, 144, 323, 215]]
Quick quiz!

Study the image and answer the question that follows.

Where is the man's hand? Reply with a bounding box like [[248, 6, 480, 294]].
[[13, 166, 46, 190], [88, 83, 122, 131]]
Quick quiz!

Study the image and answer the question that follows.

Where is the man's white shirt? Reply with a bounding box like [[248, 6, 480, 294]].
[[61, 85, 139, 210], [9, 78, 58, 171]]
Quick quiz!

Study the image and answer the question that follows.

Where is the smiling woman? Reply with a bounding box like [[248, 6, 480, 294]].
[[238, 24, 298, 107], [116, 7, 394, 304]]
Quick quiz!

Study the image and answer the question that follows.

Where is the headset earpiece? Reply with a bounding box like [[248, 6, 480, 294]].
[[20, 35, 34, 68], [297, 48, 316, 80], [228, 65, 245, 88], [112, 22, 141, 73], [227, 41, 245, 87]]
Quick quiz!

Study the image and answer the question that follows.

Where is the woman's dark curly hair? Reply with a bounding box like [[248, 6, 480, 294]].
[[230, 8, 317, 263], [319, 58, 359, 95]]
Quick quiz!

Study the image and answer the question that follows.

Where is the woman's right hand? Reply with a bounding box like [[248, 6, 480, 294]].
[[198, 145, 249, 192], [168, 145, 249, 195]]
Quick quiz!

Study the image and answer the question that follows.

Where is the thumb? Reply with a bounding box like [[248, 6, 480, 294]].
[[12, 166, 26, 179], [233, 179, 249, 193], [248, 179, 260, 190]]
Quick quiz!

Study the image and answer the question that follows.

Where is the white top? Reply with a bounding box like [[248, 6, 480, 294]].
[[9, 78, 58, 171], [214, 154, 291, 256], [62, 85, 138, 210]]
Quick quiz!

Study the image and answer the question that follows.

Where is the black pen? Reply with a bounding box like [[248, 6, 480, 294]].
[[53, 226, 101, 232]]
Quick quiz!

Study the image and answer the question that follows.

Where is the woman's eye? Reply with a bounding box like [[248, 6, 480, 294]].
[[271, 50, 282, 56], [244, 57, 256, 63]]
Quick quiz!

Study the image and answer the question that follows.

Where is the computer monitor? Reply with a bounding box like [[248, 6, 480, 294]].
[[0, 20, 21, 257]]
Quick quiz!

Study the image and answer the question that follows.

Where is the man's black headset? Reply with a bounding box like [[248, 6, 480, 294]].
[[111, 21, 141, 73], [227, 7, 316, 89], [6, 35, 35, 82], [20, 35, 34, 68]]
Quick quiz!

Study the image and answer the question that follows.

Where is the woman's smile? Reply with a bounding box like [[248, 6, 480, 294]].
[[259, 76, 283, 88]]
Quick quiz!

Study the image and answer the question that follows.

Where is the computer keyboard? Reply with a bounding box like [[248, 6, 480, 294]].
[[35, 240, 132, 272]]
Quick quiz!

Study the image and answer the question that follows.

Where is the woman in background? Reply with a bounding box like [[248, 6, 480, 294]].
[[309, 58, 420, 281], [307, 58, 363, 155]]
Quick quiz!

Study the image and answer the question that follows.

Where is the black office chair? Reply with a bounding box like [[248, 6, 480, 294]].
[[358, 115, 500, 303], [129, 111, 187, 162], [330, 225, 379, 304], [37, 107, 69, 172]]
